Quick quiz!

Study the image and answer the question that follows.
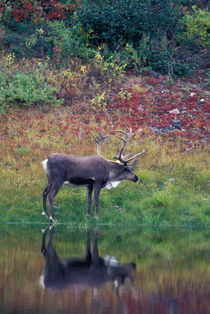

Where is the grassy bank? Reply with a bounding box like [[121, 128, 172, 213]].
[[0, 108, 209, 226]]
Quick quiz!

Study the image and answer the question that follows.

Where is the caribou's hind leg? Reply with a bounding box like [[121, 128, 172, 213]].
[[42, 179, 52, 218], [48, 180, 63, 223], [86, 185, 93, 217]]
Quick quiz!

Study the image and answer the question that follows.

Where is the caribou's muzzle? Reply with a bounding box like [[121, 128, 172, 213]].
[[133, 175, 138, 183]]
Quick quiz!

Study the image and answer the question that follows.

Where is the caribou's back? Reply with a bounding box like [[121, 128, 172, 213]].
[[43, 153, 110, 182]]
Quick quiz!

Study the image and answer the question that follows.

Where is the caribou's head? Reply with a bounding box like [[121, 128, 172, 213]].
[[108, 158, 138, 183], [95, 128, 145, 185]]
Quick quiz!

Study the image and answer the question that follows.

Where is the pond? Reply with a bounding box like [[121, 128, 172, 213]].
[[0, 224, 209, 314]]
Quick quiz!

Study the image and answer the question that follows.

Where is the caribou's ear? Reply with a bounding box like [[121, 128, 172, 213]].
[[129, 159, 138, 171], [125, 159, 138, 171]]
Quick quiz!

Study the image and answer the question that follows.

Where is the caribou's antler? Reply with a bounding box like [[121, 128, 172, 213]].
[[114, 127, 145, 165], [114, 127, 133, 163], [95, 131, 109, 156]]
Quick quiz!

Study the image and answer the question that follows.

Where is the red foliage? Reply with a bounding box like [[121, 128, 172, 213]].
[[68, 4, 75, 11], [9, 1, 75, 23], [144, 76, 162, 86], [46, 0, 66, 20], [23, 2, 33, 12], [12, 5, 27, 22], [79, 79, 209, 145]]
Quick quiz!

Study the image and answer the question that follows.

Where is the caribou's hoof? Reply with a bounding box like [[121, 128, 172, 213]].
[[41, 227, 48, 233], [94, 215, 99, 220], [50, 216, 56, 223], [42, 212, 48, 219], [86, 213, 90, 217]]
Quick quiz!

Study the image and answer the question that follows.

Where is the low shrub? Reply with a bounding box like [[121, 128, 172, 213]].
[[48, 19, 95, 61], [0, 68, 62, 109], [78, 0, 182, 50], [0, 1, 208, 76], [93, 48, 126, 79], [178, 6, 210, 49]]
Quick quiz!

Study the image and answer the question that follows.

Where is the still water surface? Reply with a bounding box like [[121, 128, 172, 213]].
[[0, 225, 209, 314]]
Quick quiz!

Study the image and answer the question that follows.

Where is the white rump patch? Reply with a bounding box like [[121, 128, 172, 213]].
[[105, 180, 121, 190], [39, 274, 45, 288], [42, 159, 49, 175]]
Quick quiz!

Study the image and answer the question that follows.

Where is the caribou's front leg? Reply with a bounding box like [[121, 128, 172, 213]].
[[86, 185, 93, 217], [42, 180, 52, 218], [93, 184, 102, 219]]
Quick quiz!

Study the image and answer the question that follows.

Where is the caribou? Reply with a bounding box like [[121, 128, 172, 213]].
[[42, 128, 145, 222]]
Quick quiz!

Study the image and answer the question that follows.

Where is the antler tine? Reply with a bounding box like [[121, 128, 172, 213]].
[[116, 135, 126, 143], [114, 127, 145, 164], [116, 127, 133, 137], [114, 127, 134, 163], [124, 149, 146, 163], [114, 138, 127, 162], [95, 131, 109, 156], [116, 130, 127, 135]]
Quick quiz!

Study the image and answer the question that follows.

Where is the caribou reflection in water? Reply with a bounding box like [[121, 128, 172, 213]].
[[40, 227, 136, 295]]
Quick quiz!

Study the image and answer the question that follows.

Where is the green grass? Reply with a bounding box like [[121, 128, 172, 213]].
[[0, 108, 209, 226], [0, 163, 209, 226]]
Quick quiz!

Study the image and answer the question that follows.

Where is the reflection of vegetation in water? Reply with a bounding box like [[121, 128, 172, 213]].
[[0, 225, 209, 313], [0, 224, 209, 268]]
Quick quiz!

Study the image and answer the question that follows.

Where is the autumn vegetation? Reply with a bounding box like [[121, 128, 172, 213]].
[[0, 0, 209, 225]]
